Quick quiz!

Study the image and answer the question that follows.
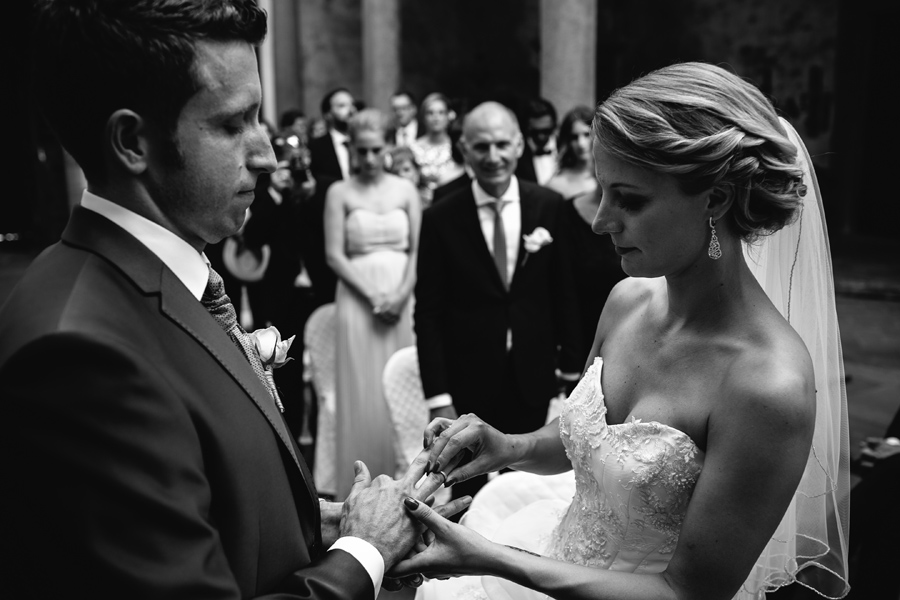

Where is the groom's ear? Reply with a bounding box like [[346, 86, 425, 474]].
[[106, 109, 150, 176]]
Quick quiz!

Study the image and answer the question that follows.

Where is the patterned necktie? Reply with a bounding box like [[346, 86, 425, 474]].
[[201, 266, 284, 412], [488, 200, 508, 288]]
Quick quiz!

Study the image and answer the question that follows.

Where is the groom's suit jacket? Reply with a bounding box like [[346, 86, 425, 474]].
[[414, 181, 582, 433], [0, 207, 372, 599]]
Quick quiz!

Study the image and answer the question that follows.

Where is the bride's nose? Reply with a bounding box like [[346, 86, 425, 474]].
[[591, 191, 621, 235]]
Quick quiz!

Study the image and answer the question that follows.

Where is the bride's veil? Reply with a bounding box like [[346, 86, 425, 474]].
[[740, 118, 851, 599]]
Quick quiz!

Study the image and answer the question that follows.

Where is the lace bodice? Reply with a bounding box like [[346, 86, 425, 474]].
[[548, 357, 705, 573], [345, 208, 410, 256]]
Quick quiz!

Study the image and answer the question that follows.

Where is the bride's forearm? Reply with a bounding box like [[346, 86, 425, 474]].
[[507, 419, 570, 475], [487, 544, 681, 600]]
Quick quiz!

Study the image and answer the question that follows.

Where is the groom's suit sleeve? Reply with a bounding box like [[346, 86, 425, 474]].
[[0, 332, 375, 600], [0, 208, 380, 599]]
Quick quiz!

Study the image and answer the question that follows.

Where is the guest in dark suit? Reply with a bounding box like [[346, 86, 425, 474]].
[[1, 2, 453, 597], [414, 102, 582, 500], [303, 87, 357, 307], [241, 134, 318, 433], [389, 89, 419, 148], [514, 97, 558, 185]]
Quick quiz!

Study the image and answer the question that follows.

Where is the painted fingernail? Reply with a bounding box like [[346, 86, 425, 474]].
[[404, 497, 420, 510], [433, 460, 441, 473], [425, 460, 433, 474], [444, 477, 455, 487], [423, 435, 428, 449]]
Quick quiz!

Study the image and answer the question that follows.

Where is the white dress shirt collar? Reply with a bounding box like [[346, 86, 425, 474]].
[[80, 190, 210, 300], [472, 175, 520, 206], [396, 121, 418, 147]]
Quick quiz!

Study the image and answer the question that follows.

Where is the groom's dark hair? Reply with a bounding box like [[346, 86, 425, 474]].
[[31, 0, 268, 183]]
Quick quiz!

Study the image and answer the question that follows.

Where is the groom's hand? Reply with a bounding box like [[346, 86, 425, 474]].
[[318, 499, 342, 548], [339, 450, 461, 569]]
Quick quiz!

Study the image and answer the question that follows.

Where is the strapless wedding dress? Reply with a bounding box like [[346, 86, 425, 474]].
[[418, 356, 706, 600]]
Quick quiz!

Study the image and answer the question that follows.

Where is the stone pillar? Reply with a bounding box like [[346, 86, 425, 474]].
[[297, 0, 363, 118], [540, 0, 597, 116], [258, 0, 278, 125], [361, 0, 400, 112]]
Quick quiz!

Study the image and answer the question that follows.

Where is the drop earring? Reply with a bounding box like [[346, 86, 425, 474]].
[[708, 217, 722, 260]]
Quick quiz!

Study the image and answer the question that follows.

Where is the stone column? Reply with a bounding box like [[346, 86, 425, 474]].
[[258, 0, 278, 125], [297, 0, 363, 118], [362, 0, 400, 112], [540, 0, 597, 116]]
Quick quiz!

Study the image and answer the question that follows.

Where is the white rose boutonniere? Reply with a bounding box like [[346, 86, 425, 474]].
[[521, 227, 553, 266], [251, 326, 295, 369], [249, 326, 295, 412]]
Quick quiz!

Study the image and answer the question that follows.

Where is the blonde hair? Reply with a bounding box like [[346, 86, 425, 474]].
[[348, 108, 389, 143], [594, 62, 806, 241]]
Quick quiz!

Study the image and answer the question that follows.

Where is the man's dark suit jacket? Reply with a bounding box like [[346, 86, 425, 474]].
[[0, 207, 372, 599], [431, 172, 471, 204], [514, 144, 538, 183], [303, 134, 344, 307], [414, 181, 582, 433], [243, 179, 316, 433]]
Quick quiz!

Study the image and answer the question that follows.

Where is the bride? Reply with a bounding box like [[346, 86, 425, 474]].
[[394, 62, 850, 600]]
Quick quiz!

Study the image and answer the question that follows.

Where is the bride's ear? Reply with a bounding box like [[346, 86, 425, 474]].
[[706, 185, 734, 223]]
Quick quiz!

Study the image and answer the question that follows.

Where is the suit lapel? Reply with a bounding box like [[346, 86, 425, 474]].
[[457, 190, 508, 293], [515, 187, 540, 278], [62, 208, 305, 476], [158, 272, 302, 471]]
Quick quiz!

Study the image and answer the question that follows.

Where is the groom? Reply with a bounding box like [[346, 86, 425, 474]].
[[0, 1, 440, 597], [414, 102, 582, 498]]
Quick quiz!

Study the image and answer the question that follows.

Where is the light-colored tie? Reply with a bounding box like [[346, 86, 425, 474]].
[[488, 200, 508, 288], [201, 266, 284, 412]]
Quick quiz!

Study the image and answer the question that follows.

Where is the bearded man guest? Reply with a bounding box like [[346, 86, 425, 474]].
[[1, 2, 456, 597]]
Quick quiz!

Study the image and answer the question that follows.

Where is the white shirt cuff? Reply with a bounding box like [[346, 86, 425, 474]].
[[426, 393, 453, 410], [329, 536, 384, 596]]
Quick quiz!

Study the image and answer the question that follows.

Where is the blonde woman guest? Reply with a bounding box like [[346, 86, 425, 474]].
[[411, 93, 465, 191], [324, 109, 422, 500]]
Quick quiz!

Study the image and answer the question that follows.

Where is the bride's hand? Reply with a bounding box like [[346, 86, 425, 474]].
[[423, 414, 518, 486], [390, 496, 491, 580]]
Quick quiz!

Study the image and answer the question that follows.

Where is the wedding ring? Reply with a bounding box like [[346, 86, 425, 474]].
[[436, 470, 448, 484]]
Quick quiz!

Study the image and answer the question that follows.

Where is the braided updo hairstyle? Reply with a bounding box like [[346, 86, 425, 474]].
[[593, 62, 806, 241]]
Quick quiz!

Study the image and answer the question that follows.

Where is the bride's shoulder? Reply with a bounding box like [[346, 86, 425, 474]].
[[593, 277, 661, 342], [716, 329, 816, 439], [611, 276, 659, 300], [604, 277, 661, 314]]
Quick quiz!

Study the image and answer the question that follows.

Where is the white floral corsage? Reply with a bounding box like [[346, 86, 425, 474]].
[[521, 227, 553, 265]]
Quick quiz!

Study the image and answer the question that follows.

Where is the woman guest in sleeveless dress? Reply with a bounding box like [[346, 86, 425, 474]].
[[396, 63, 849, 600], [548, 106, 625, 359], [411, 93, 465, 193], [545, 106, 598, 200], [324, 109, 421, 500]]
